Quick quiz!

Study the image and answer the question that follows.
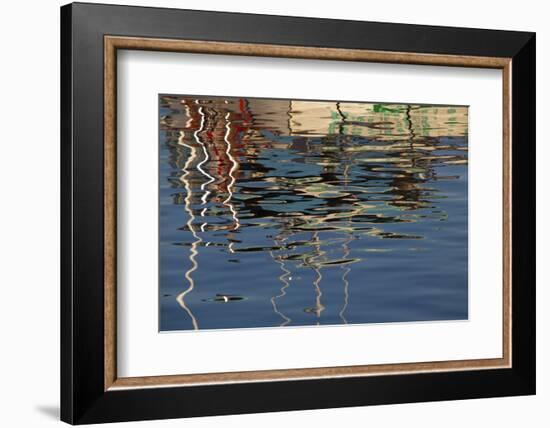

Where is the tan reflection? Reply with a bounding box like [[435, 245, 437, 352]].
[[288, 100, 467, 140]]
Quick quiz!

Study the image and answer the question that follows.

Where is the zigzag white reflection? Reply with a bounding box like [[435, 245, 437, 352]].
[[194, 104, 216, 207], [339, 164, 353, 324], [222, 112, 240, 253], [269, 242, 292, 326], [175, 131, 200, 330], [311, 232, 325, 321], [174, 108, 242, 329], [339, 235, 353, 324]]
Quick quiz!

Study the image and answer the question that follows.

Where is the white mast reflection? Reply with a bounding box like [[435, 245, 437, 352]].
[[311, 232, 325, 322], [222, 111, 241, 253], [269, 240, 292, 326], [174, 125, 202, 329], [194, 104, 216, 233], [339, 163, 353, 324]]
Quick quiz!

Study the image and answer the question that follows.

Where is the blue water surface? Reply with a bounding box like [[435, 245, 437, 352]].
[[158, 97, 468, 331]]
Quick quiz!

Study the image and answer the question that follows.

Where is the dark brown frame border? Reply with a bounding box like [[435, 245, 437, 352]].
[[104, 36, 512, 391], [62, 3, 535, 424]]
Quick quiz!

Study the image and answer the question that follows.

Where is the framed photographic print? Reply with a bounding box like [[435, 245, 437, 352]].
[[60, 2, 536, 424]]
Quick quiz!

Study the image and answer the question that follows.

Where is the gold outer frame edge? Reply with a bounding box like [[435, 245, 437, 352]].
[[104, 36, 512, 391]]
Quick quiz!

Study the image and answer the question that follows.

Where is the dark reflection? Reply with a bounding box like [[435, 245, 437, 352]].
[[159, 95, 468, 331]]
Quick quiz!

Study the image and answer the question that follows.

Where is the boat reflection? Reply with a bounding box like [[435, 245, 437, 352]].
[[160, 95, 469, 331]]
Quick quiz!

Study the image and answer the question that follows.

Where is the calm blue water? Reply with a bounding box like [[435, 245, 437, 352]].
[[159, 96, 468, 331]]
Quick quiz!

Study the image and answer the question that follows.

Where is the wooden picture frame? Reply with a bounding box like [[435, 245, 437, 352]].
[[61, 2, 535, 424]]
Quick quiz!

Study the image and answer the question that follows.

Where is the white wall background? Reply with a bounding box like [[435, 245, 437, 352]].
[[0, 0, 546, 426]]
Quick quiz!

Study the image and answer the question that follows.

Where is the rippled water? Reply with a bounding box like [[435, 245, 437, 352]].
[[159, 95, 468, 331]]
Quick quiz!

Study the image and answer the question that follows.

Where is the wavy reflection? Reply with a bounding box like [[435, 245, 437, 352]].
[[174, 130, 200, 330], [160, 95, 469, 331], [269, 242, 292, 326]]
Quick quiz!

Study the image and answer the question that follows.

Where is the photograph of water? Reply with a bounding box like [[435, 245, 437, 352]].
[[159, 95, 468, 331]]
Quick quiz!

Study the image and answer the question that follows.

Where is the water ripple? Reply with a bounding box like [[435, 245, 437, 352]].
[[159, 96, 469, 330]]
